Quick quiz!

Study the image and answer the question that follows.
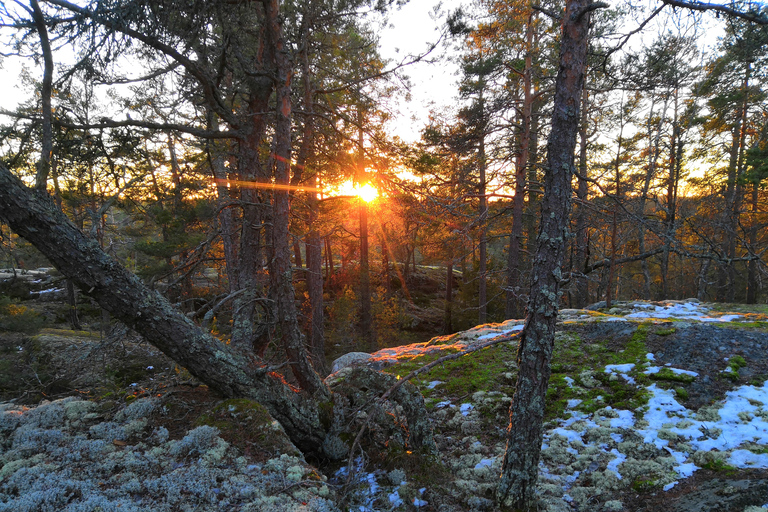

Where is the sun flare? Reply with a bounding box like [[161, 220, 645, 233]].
[[332, 180, 379, 202], [356, 183, 378, 203]]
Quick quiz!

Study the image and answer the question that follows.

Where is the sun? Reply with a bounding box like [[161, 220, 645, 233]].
[[356, 183, 378, 203]]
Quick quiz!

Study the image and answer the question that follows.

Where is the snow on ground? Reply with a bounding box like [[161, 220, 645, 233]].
[[625, 301, 742, 322], [363, 300, 768, 510]]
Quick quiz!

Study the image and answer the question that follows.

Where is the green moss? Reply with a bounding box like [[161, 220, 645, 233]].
[[730, 355, 747, 369], [702, 459, 736, 473], [675, 387, 689, 400], [318, 399, 334, 430], [383, 344, 514, 396], [649, 368, 696, 384], [654, 327, 676, 336], [631, 478, 660, 492], [0, 296, 46, 333], [195, 398, 300, 458]]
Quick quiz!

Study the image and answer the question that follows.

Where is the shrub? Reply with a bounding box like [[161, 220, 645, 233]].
[[0, 296, 45, 333]]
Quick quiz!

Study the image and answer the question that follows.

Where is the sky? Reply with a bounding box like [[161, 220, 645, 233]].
[[376, 0, 466, 143]]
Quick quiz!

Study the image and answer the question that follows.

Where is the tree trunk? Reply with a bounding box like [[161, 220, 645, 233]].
[[746, 181, 759, 303], [296, 24, 326, 373], [357, 123, 373, 347], [661, 91, 683, 300], [264, 0, 327, 396], [573, 74, 590, 308], [479, 127, 488, 325], [31, 0, 53, 192], [497, 1, 593, 508], [506, 11, 535, 320], [443, 261, 453, 334]]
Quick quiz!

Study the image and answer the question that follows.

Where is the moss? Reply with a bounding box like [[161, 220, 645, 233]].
[[195, 398, 300, 459], [675, 387, 689, 400], [631, 478, 660, 492], [702, 459, 737, 474], [318, 399, 334, 430], [383, 343, 515, 396], [0, 296, 46, 333], [382, 446, 450, 487], [730, 355, 747, 369], [654, 327, 676, 336], [649, 368, 696, 384]]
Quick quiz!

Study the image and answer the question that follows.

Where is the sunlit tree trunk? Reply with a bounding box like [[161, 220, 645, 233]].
[[357, 121, 373, 348], [479, 119, 488, 325], [443, 261, 453, 334]]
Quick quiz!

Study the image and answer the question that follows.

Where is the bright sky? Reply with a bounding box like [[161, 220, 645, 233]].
[[376, 0, 465, 143]]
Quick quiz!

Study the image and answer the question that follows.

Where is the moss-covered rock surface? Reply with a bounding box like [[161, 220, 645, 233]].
[[3, 299, 768, 511]]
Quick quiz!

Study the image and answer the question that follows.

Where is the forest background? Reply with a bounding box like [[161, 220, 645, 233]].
[[2, 0, 766, 352], [0, 0, 767, 508]]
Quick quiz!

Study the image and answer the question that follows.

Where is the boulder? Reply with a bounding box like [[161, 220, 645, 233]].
[[331, 351, 372, 373]]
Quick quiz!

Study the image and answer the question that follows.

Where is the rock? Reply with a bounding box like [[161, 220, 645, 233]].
[[331, 351, 372, 372]]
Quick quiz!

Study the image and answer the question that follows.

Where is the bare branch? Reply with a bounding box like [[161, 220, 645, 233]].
[[660, 0, 768, 24]]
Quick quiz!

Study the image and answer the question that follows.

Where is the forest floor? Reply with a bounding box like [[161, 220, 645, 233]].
[[2, 287, 768, 511]]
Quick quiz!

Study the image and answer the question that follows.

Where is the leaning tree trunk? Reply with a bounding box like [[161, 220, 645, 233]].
[[0, 164, 329, 455], [497, 1, 594, 508]]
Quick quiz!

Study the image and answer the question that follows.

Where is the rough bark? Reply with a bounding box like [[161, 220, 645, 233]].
[[478, 128, 488, 325], [661, 91, 682, 300], [497, 1, 594, 508], [443, 261, 453, 334], [296, 22, 326, 373], [0, 164, 329, 456], [357, 122, 373, 348], [746, 180, 759, 303]]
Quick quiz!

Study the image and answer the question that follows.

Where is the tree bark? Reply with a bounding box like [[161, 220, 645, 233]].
[[573, 73, 590, 308], [497, 1, 594, 508], [357, 122, 373, 348], [478, 126, 488, 325], [443, 261, 453, 334]]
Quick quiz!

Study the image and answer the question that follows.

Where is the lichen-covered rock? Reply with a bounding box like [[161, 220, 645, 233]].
[[326, 366, 436, 458], [0, 397, 338, 512]]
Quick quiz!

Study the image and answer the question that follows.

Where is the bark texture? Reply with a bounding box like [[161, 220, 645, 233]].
[[497, 1, 593, 508]]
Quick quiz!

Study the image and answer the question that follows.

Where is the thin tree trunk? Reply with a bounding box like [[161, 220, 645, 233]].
[[297, 23, 326, 373], [31, 0, 53, 192], [479, 125, 488, 325], [443, 261, 453, 334], [746, 181, 759, 303], [506, 11, 535, 319], [357, 122, 373, 347], [497, 1, 594, 508], [264, 0, 326, 395], [573, 75, 590, 308]]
